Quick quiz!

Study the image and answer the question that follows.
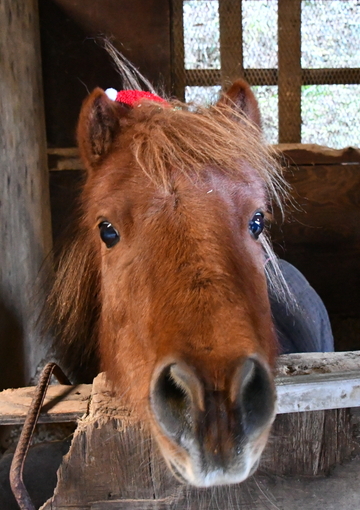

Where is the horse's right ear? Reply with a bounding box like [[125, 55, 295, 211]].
[[77, 88, 130, 170]]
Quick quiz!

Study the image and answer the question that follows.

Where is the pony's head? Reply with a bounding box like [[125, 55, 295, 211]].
[[49, 76, 286, 487]]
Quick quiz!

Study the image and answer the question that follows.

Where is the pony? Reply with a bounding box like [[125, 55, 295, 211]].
[[46, 62, 288, 487]]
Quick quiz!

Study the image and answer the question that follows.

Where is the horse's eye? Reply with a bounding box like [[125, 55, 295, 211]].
[[98, 221, 120, 248], [248, 211, 265, 240]]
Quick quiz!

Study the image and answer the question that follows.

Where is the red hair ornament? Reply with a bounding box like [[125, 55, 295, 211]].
[[105, 88, 168, 107]]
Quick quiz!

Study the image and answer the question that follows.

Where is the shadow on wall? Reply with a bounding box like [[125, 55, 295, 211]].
[[0, 298, 25, 392]]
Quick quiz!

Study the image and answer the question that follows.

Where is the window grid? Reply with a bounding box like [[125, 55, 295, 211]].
[[172, 0, 360, 147]]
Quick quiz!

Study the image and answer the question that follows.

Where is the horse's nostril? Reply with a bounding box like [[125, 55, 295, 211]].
[[231, 356, 276, 435], [150, 362, 204, 440]]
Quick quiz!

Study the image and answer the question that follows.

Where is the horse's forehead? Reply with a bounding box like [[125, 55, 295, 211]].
[[202, 165, 266, 201], [92, 158, 266, 207]]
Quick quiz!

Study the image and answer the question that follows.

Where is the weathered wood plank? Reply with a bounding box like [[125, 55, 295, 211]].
[[276, 353, 360, 413], [47, 145, 360, 172], [0, 0, 53, 390], [91, 499, 174, 510], [267, 353, 357, 476], [275, 144, 360, 165], [48, 147, 83, 171], [0, 384, 91, 425], [261, 408, 353, 476], [1, 352, 359, 425], [40, 371, 356, 509], [40, 374, 159, 508], [277, 351, 360, 376], [277, 371, 360, 413]]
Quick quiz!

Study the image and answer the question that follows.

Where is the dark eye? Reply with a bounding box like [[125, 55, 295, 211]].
[[98, 221, 120, 248], [248, 211, 265, 240]]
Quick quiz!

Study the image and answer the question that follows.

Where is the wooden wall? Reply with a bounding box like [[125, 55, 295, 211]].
[[271, 146, 360, 351], [39, 0, 172, 147]]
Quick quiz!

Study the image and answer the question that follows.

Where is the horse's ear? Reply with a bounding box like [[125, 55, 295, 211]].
[[217, 79, 261, 129], [77, 88, 130, 169]]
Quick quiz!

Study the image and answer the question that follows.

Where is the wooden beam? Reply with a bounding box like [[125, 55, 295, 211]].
[[185, 68, 279, 87], [277, 372, 360, 414], [48, 147, 83, 171], [1, 352, 359, 426], [171, 0, 186, 101], [273, 144, 360, 165], [46, 145, 360, 172], [40, 366, 357, 508], [0, 384, 91, 425], [303, 67, 360, 85], [278, 0, 301, 143], [0, 0, 53, 389], [219, 0, 243, 87], [282, 351, 360, 414], [185, 67, 360, 88], [91, 501, 174, 510]]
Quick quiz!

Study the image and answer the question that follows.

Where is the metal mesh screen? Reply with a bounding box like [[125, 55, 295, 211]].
[[172, 0, 360, 148], [301, 1, 360, 148]]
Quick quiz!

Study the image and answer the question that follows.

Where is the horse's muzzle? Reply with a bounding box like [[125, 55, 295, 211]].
[[149, 355, 276, 487]]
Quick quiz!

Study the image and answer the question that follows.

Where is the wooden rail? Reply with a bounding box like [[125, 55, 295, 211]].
[[276, 351, 360, 413], [0, 384, 91, 426], [1, 352, 359, 426], [47, 145, 360, 172]]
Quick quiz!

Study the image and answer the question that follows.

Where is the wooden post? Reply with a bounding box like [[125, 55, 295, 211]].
[[37, 351, 359, 508], [278, 0, 302, 143], [0, 0, 52, 389], [219, 0, 243, 87], [171, 0, 186, 101]]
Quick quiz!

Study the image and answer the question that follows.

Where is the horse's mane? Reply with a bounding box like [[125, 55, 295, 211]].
[[44, 44, 290, 381]]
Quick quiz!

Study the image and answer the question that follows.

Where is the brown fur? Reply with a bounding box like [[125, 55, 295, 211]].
[[45, 80, 286, 485], [47, 87, 286, 383]]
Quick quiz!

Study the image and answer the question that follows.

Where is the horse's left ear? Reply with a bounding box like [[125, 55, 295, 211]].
[[217, 79, 262, 129]]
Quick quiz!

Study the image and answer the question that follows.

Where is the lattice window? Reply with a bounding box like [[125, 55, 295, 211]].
[[172, 0, 360, 148]]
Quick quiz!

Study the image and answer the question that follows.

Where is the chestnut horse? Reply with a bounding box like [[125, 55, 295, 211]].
[[47, 74, 287, 487]]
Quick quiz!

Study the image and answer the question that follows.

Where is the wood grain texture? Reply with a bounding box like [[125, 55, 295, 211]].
[[1, 352, 358, 425], [272, 161, 360, 319], [46, 145, 360, 171], [276, 353, 360, 414], [39, 372, 356, 508], [261, 408, 352, 477], [39, 0, 171, 147], [48, 148, 83, 171], [275, 144, 360, 165], [171, 0, 186, 101], [0, 384, 91, 425], [0, 0, 52, 389], [277, 351, 360, 376]]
